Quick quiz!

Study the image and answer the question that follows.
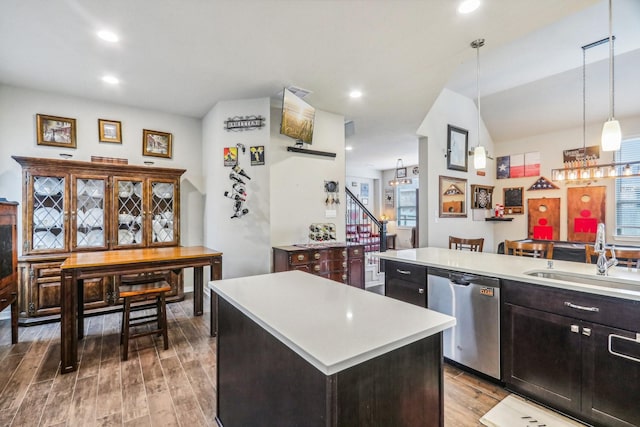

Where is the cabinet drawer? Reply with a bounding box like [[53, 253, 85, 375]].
[[385, 260, 427, 286], [325, 271, 348, 283], [348, 245, 364, 257], [503, 280, 640, 330], [32, 262, 62, 278], [325, 259, 348, 271], [289, 251, 311, 265]]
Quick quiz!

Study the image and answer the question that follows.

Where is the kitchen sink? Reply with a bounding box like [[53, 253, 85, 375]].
[[524, 270, 640, 290]]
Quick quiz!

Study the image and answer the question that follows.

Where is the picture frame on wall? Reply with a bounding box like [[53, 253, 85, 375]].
[[142, 129, 172, 158], [503, 187, 524, 214], [396, 167, 407, 178], [36, 114, 77, 148], [439, 175, 467, 218], [446, 124, 468, 172], [98, 119, 122, 143]]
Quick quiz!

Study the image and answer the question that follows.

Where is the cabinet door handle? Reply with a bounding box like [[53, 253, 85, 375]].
[[297, 255, 305, 261], [342, 262, 347, 268], [313, 265, 321, 272], [314, 253, 321, 260], [418, 288, 425, 294], [396, 269, 411, 275], [582, 327, 591, 337], [0, 298, 6, 303], [570, 325, 580, 333], [609, 333, 640, 364], [564, 301, 600, 312]]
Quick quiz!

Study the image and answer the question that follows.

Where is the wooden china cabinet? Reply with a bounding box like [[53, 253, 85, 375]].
[[12, 156, 186, 325]]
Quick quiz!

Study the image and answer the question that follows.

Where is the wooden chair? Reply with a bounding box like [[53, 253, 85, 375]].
[[449, 236, 484, 252], [119, 279, 171, 361], [504, 240, 554, 259], [585, 245, 640, 270]]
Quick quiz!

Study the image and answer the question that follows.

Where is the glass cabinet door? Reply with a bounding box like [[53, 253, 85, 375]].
[[30, 175, 66, 253], [114, 178, 144, 247], [150, 180, 177, 245], [73, 176, 107, 250]]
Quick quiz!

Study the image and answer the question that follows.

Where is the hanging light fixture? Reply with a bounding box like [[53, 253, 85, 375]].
[[551, 33, 638, 182], [471, 38, 487, 169], [389, 158, 412, 186], [601, 0, 621, 151]]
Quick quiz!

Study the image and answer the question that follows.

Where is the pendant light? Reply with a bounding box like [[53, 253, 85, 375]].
[[471, 38, 487, 169], [601, 0, 621, 151]]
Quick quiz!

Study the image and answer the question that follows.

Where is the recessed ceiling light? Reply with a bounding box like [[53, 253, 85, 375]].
[[97, 30, 119, 43], [102, 75, 119, 85], [345, 146, 353, 151], [458, 0, 480, 14], [349, 90, 362, 99]]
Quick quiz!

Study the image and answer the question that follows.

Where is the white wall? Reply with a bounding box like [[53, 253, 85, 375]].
[[492, 115, 640, 247], [417, 88, 497, 251], [0, 84, 204, 300], [270, 107, 346, 247], [202, 98, 271, 279]]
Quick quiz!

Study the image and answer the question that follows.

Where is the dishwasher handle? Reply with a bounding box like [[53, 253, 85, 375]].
[[448, 272, 500, 288], [449, 276, 471, 286]]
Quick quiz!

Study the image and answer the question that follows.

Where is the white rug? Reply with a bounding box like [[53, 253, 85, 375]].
[[480, 395, 587, 427]]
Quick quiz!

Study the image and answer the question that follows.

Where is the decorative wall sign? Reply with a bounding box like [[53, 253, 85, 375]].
[[528, 176, 559, 190], [250, 146, 265, 165], [471, 184, 494, 209], [563, 145, 600, 165], [497, 152, 540, 178], [503, 187, 523, 214], [224, 147, 238, 167], [224, 115, 265, 132]]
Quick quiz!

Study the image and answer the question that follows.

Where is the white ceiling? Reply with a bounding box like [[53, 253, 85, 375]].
[[2, 0, 638, 171]]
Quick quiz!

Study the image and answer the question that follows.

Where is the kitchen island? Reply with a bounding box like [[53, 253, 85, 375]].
[[209, 270, 455, 427], [377, 248, 640, 427]]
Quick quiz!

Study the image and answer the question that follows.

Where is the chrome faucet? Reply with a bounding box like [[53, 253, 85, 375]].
[[595, 223, 617, 276]]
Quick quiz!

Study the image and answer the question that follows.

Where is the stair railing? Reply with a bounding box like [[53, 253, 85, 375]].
[[345, 187, 387, 253]]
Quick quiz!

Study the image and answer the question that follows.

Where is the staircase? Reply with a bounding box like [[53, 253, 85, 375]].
[[345, 187, 387, 291]]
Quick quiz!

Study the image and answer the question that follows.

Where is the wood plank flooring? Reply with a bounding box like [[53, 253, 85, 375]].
[[0, 294, 508, 426]]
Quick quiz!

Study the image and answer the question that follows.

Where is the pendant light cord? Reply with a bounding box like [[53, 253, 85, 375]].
[[608, 0, 615, 120]]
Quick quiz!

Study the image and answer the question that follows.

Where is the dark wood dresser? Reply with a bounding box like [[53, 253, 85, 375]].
[[273, 244, 365, 289], [0, 201, 19, 343]]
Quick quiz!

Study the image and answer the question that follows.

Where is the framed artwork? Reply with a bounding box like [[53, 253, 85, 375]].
[[471, 184, 494, 209], [142, 129, 172, 158], [447, 125, 468, 172], [36, 114, 77, 148], [503, 187, 524, 214], [360, 182, 369, 197], [98, 119, 122, 143], [224, 147, 238, 166], [250, 146, 265, 165], [385, 188, 394, 206], [439, 175, 467, 218]]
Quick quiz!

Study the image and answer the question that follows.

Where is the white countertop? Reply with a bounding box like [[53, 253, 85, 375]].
[[377, 247, 640, 301], [209, 270, 456, 376]]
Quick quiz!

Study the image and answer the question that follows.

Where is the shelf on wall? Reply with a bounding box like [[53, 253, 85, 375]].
[[286, 146, 336, 158], [485, 217, 514, 222]]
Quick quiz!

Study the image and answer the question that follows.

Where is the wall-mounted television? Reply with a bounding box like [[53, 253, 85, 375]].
[[280, 88, 315, 144]]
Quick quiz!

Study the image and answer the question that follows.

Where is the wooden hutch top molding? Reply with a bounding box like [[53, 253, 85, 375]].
[[12, 156, 186, 178]]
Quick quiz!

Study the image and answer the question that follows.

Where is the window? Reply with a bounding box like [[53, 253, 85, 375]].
[[614, 138, 640, 237], [397, 179, 418, 227]]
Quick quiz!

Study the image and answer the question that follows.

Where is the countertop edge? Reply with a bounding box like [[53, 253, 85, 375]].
[[209, 280, 456, 376], [376, 249, 640, 301]]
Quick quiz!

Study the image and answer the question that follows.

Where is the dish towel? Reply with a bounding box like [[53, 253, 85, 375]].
[[480, 395, 587, 427]]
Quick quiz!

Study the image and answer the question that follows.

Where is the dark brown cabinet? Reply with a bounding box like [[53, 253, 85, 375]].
[[12, 156, 186, 324], [384, 260, 427, 307], [272, 244, 365, 289], [0, 201, 19, 343], [503, 280, 640, 427]]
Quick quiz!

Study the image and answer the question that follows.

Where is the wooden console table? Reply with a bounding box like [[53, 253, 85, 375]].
[[60, 246, 222, 373]]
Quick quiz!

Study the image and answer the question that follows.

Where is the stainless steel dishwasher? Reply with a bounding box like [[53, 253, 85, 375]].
[[427, 268, 501, 380]]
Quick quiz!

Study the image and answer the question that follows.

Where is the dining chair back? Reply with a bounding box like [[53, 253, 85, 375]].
[[504, 240, 554, 259]]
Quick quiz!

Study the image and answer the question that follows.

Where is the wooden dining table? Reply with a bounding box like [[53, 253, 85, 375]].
[[59, 246, 222, 374]]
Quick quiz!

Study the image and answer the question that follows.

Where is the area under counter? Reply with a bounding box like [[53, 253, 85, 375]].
[[209, 270, 455, 426]]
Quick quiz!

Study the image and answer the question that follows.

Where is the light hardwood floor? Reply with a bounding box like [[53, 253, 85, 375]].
[[0, 294, 508, 427]]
